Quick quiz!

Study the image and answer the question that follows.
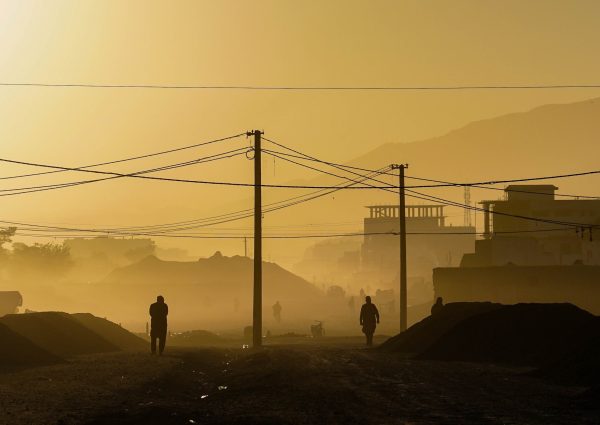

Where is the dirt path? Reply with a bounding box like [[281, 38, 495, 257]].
[[1, 343, 597, 425]]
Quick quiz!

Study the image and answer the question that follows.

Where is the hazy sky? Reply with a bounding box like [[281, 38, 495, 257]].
[[1, 0, 599, 258]]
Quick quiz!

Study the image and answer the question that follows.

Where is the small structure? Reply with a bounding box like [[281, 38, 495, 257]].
[[362, 204, 475, 280], [0, 291, 23, 316]]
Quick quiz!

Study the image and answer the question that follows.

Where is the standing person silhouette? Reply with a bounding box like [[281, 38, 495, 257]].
[[348, 296, 356, 314], [360, 296, 380, 346], [272, 301, 282, 323], [149, 295, 169, 355], [431, 296, 444, 316]]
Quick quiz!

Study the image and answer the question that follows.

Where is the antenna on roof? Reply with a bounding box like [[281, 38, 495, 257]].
[[464, 187, 472, 227]]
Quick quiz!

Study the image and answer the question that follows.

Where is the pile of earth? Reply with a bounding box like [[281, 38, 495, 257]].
[[532, 332, 600, 386], [0, 322, 62, 371], [169, 329, 222, 346], [70, 313, 148, 351], [269, 332, 308, 338], [380, 302, 503, 354], [419, 303, 600, 366], [0, 312, 119, 357], [0, 312, 146, 371], [381, 302, 600, 367]]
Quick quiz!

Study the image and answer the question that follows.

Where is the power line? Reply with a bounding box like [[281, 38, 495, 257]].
[[263, 150, 371, 186], [405, 189, 600, 230], [3, 151, 600, 190], [0, 167, 394, 236], [259, 138, 600, 231], [0, 148, 251, 197], [0, 156, 401, 189], [2, 82, 600, 91], [405, 174, 600, 199], [263, 137, 600, 191], [0, 133, 246, 181], [263, 137, 388, 176], [11, 228, 578, 241], [261, 138, 600, 231]]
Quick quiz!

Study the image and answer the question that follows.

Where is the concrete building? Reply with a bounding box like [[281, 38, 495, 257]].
[[362, 204, 475, 282], [462, 185, 600, 266], [435, 184, 600, 314]]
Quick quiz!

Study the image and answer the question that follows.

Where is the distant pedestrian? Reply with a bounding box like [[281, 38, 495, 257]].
[[348, 296, 356, 314], [431, 297, 444, 316], [360, 296, 380, 346], [273, 301, 282, 323], [149, 295, 169, 355]]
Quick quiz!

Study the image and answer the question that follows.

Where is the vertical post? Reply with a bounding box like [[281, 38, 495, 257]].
[[399, 164, 408, 332], [391, 164, 408, 332], [483, 202, 491, 239], [250, 130, 263, 347], [244, 237, 248, 257]]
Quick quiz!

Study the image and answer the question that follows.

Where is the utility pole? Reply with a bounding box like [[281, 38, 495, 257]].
[[464, 187, 472, 227], [391, 163, 408, 332], [248, 130, 264, 347], [244, 237, 248, 257]]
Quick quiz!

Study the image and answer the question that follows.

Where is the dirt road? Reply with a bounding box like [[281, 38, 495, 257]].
[[0, 339, 596, 425]]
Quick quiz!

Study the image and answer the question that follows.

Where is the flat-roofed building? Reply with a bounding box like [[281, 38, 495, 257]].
[[464, 185, 600, 266], [435, 185, 600, 314], [362, 204, 475, 282]]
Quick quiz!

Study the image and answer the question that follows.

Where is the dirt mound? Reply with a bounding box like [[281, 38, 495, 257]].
[[71, 313, 147, 351], [0, 322, 62, 371], [380, 302, 502, 353], [169, 330, 222, 346], [420, 303, 599, 366], [532, 323, 600, 386], [0, 312, 118, 357]]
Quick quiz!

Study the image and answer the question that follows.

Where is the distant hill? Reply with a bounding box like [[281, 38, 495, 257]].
[[282, 97, 600, 221], [347, 97, 600, 187], [98, 253, 323, 325], [267, 97, 600, 271], [103, 253, 320, 299]]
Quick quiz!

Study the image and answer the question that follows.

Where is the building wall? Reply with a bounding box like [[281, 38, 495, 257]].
[[492, 199, 600, 234], [475, 196, 600, 266], [362, 215, 475, 281], [433, 265, 600, 314]]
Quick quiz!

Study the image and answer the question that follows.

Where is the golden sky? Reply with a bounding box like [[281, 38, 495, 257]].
[[1, 0, 599, 260]]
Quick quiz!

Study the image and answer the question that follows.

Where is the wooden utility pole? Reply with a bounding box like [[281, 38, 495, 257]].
[[391, 164, 408, 332], [248, 130, 264, 347]]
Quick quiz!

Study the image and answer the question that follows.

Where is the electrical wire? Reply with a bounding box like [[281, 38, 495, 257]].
[[2, 82, 600, 91], [11, 228, 579, 241], [0, 167, 394, 236], [262, 137, 600, 230], [0, 148, 251, 197], [0, 133, 246, 181], [404, 174, 600, 199], [2, 152, 600, 190]]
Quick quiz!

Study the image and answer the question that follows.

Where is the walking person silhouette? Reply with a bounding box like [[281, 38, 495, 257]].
[[149, 295, 169, 355], [360, 296, 380, 346]]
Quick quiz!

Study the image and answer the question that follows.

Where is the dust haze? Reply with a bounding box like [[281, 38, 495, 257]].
[[2, 2, 600, 424]]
